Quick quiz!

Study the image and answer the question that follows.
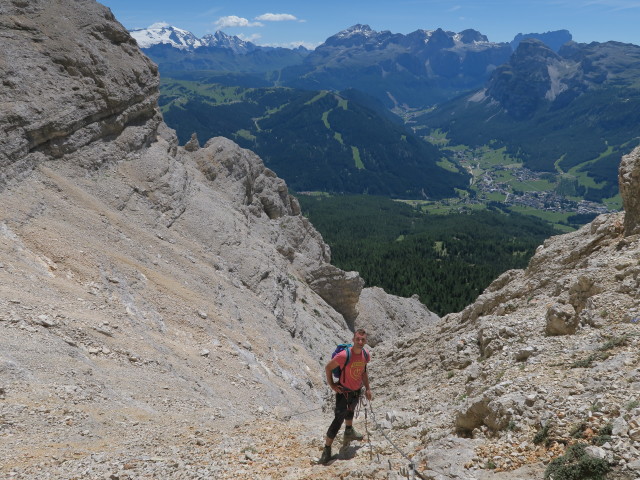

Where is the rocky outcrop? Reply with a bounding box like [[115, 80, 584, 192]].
[[370, 151, 640, 478], [0, 0, 160, 187], [356, 287, 440, 346], [304, 264, 364, 326], [619, 145, 640, 236]]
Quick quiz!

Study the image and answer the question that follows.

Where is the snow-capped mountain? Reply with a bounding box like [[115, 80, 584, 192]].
[[129, 23, 257, 53], [129, 23, 202, 50], [200, 31, 256, 54]]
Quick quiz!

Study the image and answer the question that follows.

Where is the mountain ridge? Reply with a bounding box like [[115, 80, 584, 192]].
[[414, 38, 640, 203], [130, 24, 296, 54]]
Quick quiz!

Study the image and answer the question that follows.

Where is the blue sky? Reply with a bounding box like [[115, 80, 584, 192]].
[[100, 0, 640, 48]]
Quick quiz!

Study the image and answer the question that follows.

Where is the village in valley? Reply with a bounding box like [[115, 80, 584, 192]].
[[416, 141, 615, 226]]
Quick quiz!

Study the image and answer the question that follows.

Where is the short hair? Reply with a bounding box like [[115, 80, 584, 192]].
[[354, 328, 367, 336]]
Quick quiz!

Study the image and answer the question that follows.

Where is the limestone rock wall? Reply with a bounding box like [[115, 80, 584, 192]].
[[0, 5, 438, 475], [371, 157, 640, 478], [620, 145, 640, 236], [0, 0, 160, 187]]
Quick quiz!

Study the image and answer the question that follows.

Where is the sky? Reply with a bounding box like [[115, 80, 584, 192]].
[[100, 0, 640, 49]]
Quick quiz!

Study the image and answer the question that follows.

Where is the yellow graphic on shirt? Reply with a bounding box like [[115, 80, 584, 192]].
[[348, 360, 366, 382]]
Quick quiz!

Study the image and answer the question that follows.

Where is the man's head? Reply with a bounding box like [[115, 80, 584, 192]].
[[353, 329, 367, 349]]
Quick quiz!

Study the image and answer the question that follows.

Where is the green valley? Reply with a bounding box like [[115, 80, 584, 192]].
[[159, 74, 468, 199], [297, 194, 558, 315]]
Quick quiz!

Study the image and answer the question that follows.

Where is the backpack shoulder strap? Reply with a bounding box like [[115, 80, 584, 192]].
[[339, 347, 351, 385]]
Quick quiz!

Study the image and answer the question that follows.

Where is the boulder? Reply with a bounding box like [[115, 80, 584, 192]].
[[545, 302, 578, 336], [356, 287, 439, 346]]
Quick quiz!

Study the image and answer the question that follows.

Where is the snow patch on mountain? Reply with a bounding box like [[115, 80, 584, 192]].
[[129, 24, 257, 53], [130, 23, 202, 50]]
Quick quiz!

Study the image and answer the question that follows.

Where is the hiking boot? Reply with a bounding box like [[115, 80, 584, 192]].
[[343, 427, 364, 442], [319, 446, 332, 464]]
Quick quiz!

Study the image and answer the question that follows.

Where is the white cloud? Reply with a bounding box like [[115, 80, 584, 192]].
[[255, 13, 299, 22], [237, 33, 263, 43], [148, 22, 170, 29], [214, 16, 263, 28]]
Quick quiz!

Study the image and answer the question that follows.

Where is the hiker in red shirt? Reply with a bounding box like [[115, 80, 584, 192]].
[[319, 328, 372, 464]]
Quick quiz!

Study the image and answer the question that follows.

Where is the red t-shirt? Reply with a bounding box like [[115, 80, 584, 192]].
[[334, 348, 370, 391]]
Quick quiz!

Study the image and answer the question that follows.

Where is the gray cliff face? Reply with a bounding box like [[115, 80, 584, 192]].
[[0, 0, 160, 186], [0, 3, 438, 477], [620, 145, 640, 236], [371, 150, 640, 478]]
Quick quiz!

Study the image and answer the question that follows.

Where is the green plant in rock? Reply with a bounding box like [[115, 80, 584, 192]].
[[590, 401, 603, 413], [534, 423, 552, 446], [544, 443, 611, 480], [570, 421, 588, 439], [592, 423, 613, 447], [599, 335, 629, 351], [625, 399, 639, 410], [571, 354, 597, 368], [570, 351, 611, 369]]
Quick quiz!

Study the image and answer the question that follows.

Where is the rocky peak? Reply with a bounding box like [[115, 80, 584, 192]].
[[129, 23, 202, 50], [486, 39, 566, 118], [200, 30, 257, 54], [458, 29, 489, 44], [325, 24, 377, 47], [426, 27, 455, 50], [511, 29, 573, 52]]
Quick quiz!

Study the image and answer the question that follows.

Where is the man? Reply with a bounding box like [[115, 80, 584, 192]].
[[319, 328, 373, 465]]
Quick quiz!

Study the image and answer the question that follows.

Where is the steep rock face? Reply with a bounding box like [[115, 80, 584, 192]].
[[620, 145, 640, 236], [486, 39, 564, 119], [356, 287, 440, 346], [510, 30, 573, 52], [372, 155, 640, 478], [0, 0, 160, 186], [0, 1, 438, 477]]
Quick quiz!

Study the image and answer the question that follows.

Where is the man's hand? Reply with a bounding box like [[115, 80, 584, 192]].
[[330, 382, 344, 393], [365, 388, 373, 401]]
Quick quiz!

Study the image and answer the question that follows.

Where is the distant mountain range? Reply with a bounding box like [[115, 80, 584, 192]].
[[133, 24, 572, 106], [131, 24, 273, 53], [133, 23, 640, 205], [280, 24, 515, 107], [131, 24, 309, 73], [415, 38, 640, 201]]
